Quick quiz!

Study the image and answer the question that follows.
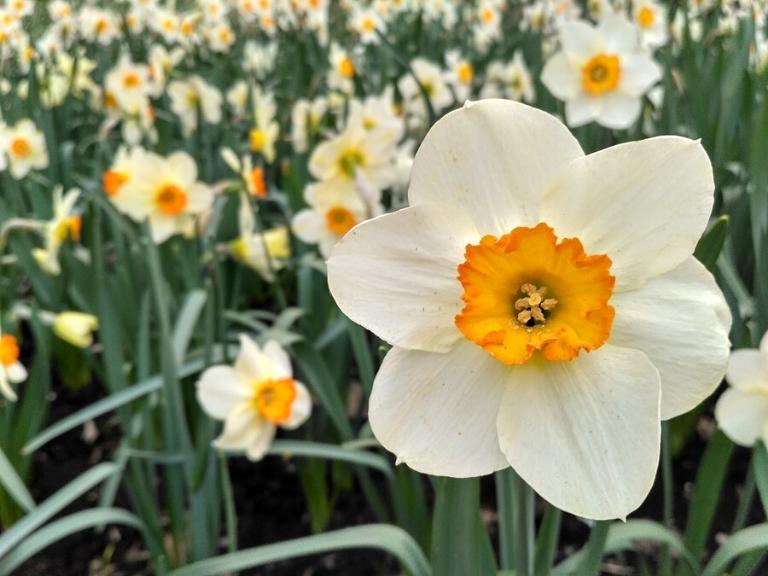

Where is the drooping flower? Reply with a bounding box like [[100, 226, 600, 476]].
[[715, 333, 768, 447], [0, 333, 26, 402], [53, 311, 99, 348], [541, 14, 661, 129], [196, 335, 312, 461], [327, 100, 731, 520], [32, 187, 82, 276]]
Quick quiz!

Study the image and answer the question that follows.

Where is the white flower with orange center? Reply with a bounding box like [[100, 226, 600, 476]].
[[542, 14, 661, 129], [715, 333, 768, 448], [351, 8, 383, 44], [292, 180, 368, 258], [0, 119, 48, 179], [634, 0, 668, 48], [104, 56, 156, 112], [0, 333, 26, 402], [398, 58, 453, 119], [327, 100, 731, 520], [248, 87, 279, 163], [196, 335, 311, 461], [118, 151, 215, 243]]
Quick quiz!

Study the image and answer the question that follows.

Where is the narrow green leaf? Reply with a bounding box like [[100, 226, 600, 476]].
[[694, 216, 729, 271], [576, 521, 610, 576], [753, 441, 768, 517], [0, 446, 34, 512], [168, 524, 431, 576], [678, 430, 734, 574], [701, 524, 768, 576], [533, 505, 562, 576], [0, 508, 145, 574], [431, 477, 483, 576], [0, 463, 116, 559], [266, 440, 392, 478], [23, 353, 218, 454], [172, 289, 207, 365], [346, 319, 375, 399]]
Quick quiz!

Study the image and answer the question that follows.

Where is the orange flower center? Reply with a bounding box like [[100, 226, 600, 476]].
[[250, 166, 267, 197], [155, 184, 188, 215], [339, 56, 355, 78], [0, 335, 20, 367], [103, 169, 128, 197], [361, 17, 376, 33], [252, 378, 297, 424], [123, 72, 141, 89], [582, 53, 621, 95], [54, 216, 82, 243], [457, 62, 474, 85], [325, 205, 356, 236], [10, 137, 31, 158], [455, 223, 615, 365], [637, 6, 655, 28]]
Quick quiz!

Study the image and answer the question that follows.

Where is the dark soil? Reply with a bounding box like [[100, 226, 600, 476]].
[[10, 383, 760, 576]]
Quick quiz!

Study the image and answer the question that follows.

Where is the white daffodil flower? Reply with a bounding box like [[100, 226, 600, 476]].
[[327, 100, 731, 521], [31, 187, 81, 276], [716, 333, 768, 448], [0, 119, 49, 180], [0, 333, 27, 402], [196, 335, 312, 461], [541, 14, 662, 129]]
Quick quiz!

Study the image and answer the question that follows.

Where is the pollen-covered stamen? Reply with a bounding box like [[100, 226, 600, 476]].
[[514, 283, 558, 327]]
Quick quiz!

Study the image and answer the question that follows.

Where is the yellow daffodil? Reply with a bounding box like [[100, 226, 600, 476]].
[[327, 100, 731, 520], [53, 311, 99, 348]]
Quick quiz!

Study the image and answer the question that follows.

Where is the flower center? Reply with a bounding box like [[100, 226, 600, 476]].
[[103, 169, 128, 197], [123, 72, 141, 89], [455, 223, 615, 365], [325, 205, 356, 236], [249, 129, 267, 152], [252, 378, 297, 424], [155, 184, 188, 216], [637, 6, 655, 28], [338, 148, 365, 177], [10, 137, 31, 158], [0, 335, 20, 367], [250, 167, 267, 197], [458, 62, 474, 85], [339, 56, 355, 78], [361, 17, 376, 33], [582, 54, 621, 95], [54, 216, 82, 243]]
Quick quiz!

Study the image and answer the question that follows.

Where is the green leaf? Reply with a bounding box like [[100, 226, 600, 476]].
[[172, 289, 207, 365], [168, 524, 431, 576], [694, 216, 729, 271], [0, 508, 145, 574], [267, 440, 392, 478], [0, 463, 116, 559], [576, 521, 610, 576], [23, 354, 214, 454], [533, 506, 562, 576], [431, 477, 487, 576], [753, 441, 768, 517], [554, 520, 698, 575], [0, 446, 34, 512], [678, 430, 734, 575], [701, 524, 768, 576]]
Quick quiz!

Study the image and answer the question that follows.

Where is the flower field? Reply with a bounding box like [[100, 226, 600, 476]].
[[1, 0, 768, 574]]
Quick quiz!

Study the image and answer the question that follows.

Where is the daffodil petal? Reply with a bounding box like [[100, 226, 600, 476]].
[[369, 341, 509, 477], [234, 334, 274, 381], [715, 387, 768, 447], [596, 92, 642, 130], [196, 365, 250, 419], [497, 345, 660, 520], [213, 403, 262, 452], [408, 99, 584, 236], [328, 204, 475, 353], [263, 340, 293, 379], [281, 382, 312, 430], [541, 136, 714, 290], [611, 257, 731, 419], [246, 422, 276, 461], [727, 349, 768, 392], [541, 53, 582, 100]]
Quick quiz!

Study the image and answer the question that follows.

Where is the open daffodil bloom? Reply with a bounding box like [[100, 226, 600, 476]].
[[328, 100, 731, 520]]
